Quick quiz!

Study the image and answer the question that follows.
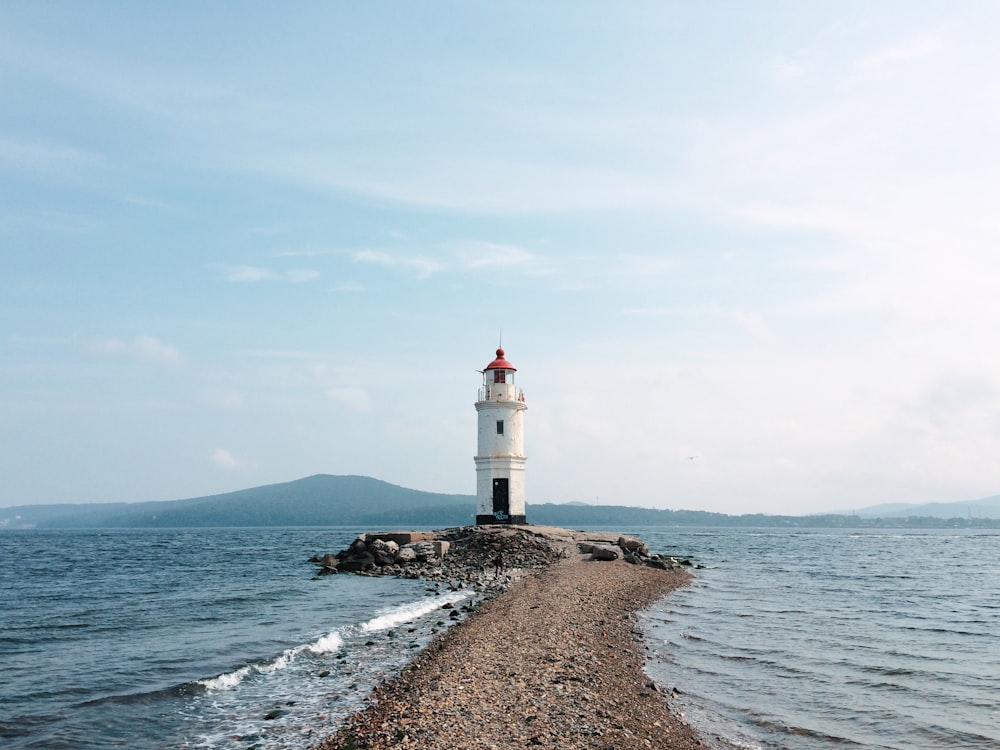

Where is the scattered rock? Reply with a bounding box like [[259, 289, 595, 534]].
[[617, 535, 649, 556], [311, 538, 703, 750], [591, 546, 620, 561], [369, 538, 398, 566], [310, 525, 697, 596]]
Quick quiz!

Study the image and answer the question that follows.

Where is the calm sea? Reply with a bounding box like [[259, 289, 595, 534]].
[[0, 527, 471, 749], [1, 526, 997, 749], [638, 527, 1000, 749]]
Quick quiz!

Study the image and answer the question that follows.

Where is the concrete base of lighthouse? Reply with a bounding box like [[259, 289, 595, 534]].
[[476, 513, 527, 526], [474, 456, 526, 526]]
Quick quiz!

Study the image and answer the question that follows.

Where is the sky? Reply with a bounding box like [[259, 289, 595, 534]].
[[3, 2, 1000, 515]]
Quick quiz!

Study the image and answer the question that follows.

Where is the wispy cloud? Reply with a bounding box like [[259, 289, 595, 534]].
[[331, 280, 366, 293], [83, 335, 184, 366], [452, 241, 546, 274], [242, 148, 685, 217], [216, 264, 320, 283], [210, 448, 250, 470], [350, 241, 549, 281], [232, 348, 318, 360], [858, 32, 945, 69], [353, 250, 444, 279], [730, 308, 774, 343], [616, 304, 775, 344], [0, 135, 105, 182], [275, 247, 344, 258], [326, 386, 372, 412], [199, 388, 246, 411]]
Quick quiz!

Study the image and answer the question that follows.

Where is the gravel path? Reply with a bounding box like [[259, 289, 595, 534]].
[[313, 551, 705, 750]]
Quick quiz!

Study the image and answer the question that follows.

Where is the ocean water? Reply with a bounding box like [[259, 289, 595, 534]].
[[0, 527, 472, 750], [2, 527, 998, 749], [638, 527, 1000, 749]]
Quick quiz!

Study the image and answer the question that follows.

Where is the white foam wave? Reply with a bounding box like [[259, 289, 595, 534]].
[[196, 630, 344, 691], [308, 631, 344, 654], [361, 590, 471, 633], [197, 665, 252, 691], [196, 593, 468, 694]]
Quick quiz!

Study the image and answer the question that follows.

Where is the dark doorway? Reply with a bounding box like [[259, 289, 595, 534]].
[[492, 478, 510, 521]]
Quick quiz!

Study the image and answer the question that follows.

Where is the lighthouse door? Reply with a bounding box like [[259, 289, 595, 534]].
[[491, 478, 510, 521]]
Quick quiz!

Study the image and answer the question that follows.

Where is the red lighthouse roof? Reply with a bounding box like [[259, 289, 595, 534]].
[[485, 347, 516, 372]]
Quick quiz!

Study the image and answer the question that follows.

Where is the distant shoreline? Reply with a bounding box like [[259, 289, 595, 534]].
[[4, 473, 998, 530]]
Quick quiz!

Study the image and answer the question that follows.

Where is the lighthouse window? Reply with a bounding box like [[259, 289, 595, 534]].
[[494, 370, 506, 384], [496, 420, 504, 435]]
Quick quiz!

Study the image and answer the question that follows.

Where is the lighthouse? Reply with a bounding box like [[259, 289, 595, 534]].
[[474, 347, 527, 525]]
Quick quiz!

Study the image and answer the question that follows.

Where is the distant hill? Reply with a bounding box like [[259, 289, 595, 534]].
[[852, 494, 1000, 520], [0, 475, 475, 529], [3, 475, 999, 530]]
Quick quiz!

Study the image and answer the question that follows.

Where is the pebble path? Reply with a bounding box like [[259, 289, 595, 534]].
[[312, 549, 705, 750]]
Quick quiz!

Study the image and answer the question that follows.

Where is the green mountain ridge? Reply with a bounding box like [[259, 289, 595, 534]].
[[0, 475, 475, 529], [2, 475, 999, 529]]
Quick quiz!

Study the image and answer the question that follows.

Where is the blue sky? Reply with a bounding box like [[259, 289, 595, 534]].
[[3, 2, 1000, 514]]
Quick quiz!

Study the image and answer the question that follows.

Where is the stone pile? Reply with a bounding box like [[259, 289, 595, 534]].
[[311, 526, 695, 592], [579, 534, 696, 571], [310, 526, 570, 592]]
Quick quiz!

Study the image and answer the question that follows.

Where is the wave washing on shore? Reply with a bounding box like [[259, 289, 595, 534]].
[[637, 527, 1000, 749], [0, 527, 474, 750], [3, 526, 997, 749]]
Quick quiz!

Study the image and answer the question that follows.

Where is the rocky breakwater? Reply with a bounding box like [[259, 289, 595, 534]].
[[310, 525, 695, 592], [311, 525, 704, 750]]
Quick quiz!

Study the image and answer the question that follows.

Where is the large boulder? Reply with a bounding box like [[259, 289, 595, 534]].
[[394, 546, 418, 564], [617, 536, 649, 556], [370, 531, 436, 546], [337, 537, 369, 560], [645, 557, 674, 570], [591, 546, 620, 561], [318, 553, 339, 575], [406, 541, 437, 562], [369, 538, 399, 566], [339, 553, 376, 572]]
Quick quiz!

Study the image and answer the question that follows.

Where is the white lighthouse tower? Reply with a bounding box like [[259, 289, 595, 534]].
[[474, 347, 527, 525]]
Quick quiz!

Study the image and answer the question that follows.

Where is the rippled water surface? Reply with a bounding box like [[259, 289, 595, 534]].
[[637, 528, 1000, 749], [0, 527, 464, 749], [3, 526, 997, 749]]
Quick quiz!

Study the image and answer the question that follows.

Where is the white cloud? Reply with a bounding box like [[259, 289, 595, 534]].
[[199, 388, 246, 411], [284, 269, 321, 283], [133, 335, 183, 365], [353, 249, 444, 279], [452, 241, 542, 272], [83, 335, 183, 366], [86, 338, 129, 357], [729, 308, 774, 343], [331, 280, 366, 293], [858, 32, 945, 69], [217, 264, 319, 283], [351, 242, 548, 281], [234, 348, 317, 360], [326, 386, 372, 412], [210, 448, 248, 470], [0, 135, 104, 180], [764, 52, 814, 83], [275, 247, 343, 258]]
